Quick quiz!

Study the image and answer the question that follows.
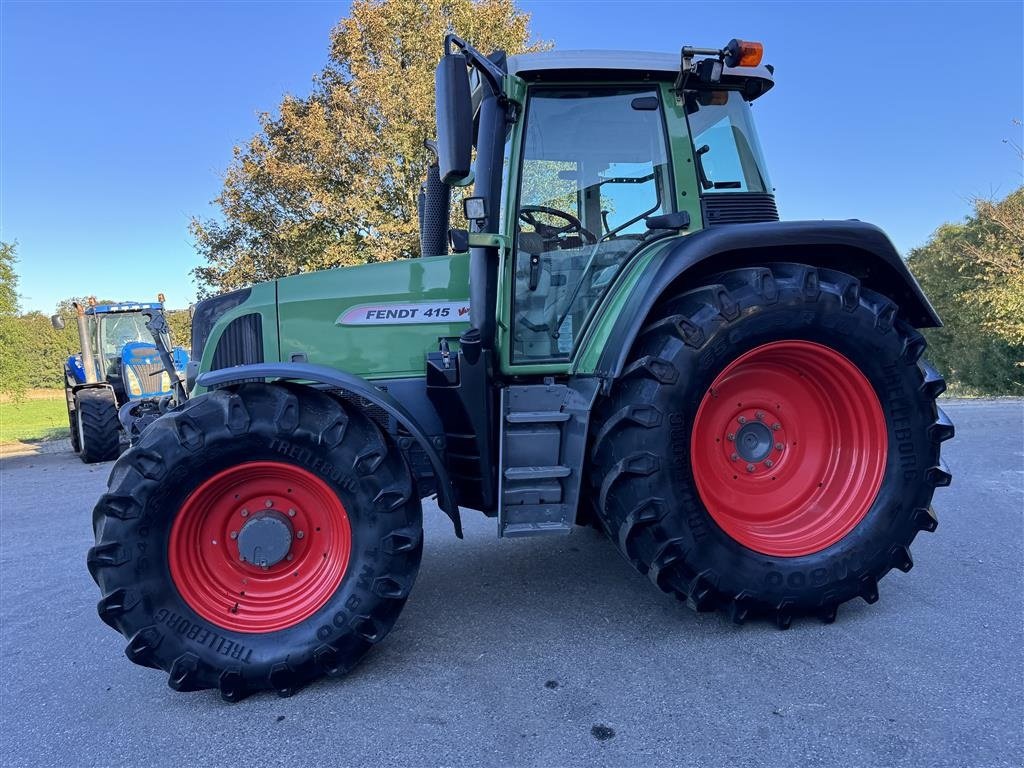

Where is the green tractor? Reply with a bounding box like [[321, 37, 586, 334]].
[[89, 36, 953, 699]]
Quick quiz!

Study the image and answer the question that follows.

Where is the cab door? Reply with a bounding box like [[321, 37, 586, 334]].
[[497, 83, 676, 374]]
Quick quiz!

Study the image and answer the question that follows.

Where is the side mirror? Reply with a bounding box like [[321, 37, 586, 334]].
[[50, 314, 65, 330], [435, 53, 473, 184]]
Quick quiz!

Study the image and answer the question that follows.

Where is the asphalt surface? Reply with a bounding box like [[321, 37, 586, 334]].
[[0, 400, 1021, 768]]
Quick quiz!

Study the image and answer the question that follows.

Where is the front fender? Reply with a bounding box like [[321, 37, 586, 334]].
[[196, 362, 462, 538], [594, 220, 941, 380]]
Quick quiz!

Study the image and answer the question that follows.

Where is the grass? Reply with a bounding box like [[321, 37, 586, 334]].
[[0, 391, 68, 443]]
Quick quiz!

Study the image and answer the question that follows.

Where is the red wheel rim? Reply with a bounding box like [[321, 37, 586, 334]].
[[169, 461, 351, 633], [690, 341, 887, 557]]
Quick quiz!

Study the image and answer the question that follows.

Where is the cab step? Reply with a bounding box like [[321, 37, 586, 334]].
[[498, 380, 599, 538], [503, 465, 572, 481]]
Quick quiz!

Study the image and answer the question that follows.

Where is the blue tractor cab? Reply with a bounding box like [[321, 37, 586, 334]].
[[56, 298, 189, 463]]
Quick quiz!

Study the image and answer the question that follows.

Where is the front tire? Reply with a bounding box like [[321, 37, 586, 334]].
[[588, 264, 954, 627], [65, 387, 81, 453], [76, 388, 121, 463], [89, 383, 423, 700]]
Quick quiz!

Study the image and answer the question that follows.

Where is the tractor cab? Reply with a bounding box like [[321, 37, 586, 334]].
[[434, 41, 776, 373]]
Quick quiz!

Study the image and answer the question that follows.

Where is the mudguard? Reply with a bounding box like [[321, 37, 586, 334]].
[[596, 219, 941, 379], [196, 362, 463, 537]]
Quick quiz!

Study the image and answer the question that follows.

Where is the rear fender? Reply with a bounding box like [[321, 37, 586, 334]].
[[594, 220, 941, 380], [197, 363, 462, 538]]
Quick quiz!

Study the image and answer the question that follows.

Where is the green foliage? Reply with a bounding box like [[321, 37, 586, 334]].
[[907, 187, 1024, 395], [0, 242, 32, 397], [191, 0, 547, 296], [167, 309, 192, 351], [0, 241, 19, 316]]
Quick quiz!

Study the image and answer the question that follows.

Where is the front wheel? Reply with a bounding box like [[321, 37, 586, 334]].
[[89, 383, 423, 700], [76, 388, 121, 463], [65, 387, 81, 453], [589, 264, 954, 627]]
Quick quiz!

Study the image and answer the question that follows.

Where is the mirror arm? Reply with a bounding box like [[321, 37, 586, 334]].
[[444, 34, 504, 95]]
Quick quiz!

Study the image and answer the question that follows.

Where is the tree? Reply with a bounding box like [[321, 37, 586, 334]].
[[0, 242, 33, 397], [0, 241, 18, 316], [907, 187, 1023, 395], [959, 190, 1024, 346], [167, 309, 192, 351], [191, 0, 547, 295]]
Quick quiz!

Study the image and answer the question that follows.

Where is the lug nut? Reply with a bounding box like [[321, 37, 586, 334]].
[[771, 423, 781, 431], [730, 453, 739, 462], [296, 531, 305, 540], [746, 463, 756, 473], [287, 508, 296, 517], [775, 442, 784, 451], [727, 433, 736, 441], [764, 459, 774, 468], [755, 411, 765, 421], [265, 499, 273, 508], [240, 508, 249, 518], [738, 416, 747, 424], [286, 554, 293, 561], [230, 531, 238, 540]]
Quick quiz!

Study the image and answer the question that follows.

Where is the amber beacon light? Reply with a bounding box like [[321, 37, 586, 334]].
[[725, 39, 764, 67]]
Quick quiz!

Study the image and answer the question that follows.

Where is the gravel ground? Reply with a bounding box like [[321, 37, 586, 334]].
[[0, 399, 1021, 768]]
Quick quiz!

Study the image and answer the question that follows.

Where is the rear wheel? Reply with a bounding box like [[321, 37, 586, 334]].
[[76, 388, 121, 463], [89, 383, 422, 700], [588, 263, 954, 626]]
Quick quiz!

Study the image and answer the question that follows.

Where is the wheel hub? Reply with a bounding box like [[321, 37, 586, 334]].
[[735, 421, 773, 463], [237, 511, 293, 568]]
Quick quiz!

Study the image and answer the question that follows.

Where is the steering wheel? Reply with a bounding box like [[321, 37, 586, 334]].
[[518, 205, 598, 245]]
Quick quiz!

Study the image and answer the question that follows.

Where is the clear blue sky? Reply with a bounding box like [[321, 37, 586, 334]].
[[2, 0, 1021, 312]]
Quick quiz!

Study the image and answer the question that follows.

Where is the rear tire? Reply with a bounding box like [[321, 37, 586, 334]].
[[76, 388, 121, 463], [588, 263, 954, 627], [89, 383, 423, 700]]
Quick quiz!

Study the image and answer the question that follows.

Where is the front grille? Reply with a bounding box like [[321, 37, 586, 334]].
[[191, 287, 251, 361], [125, 361, 168, 395], [211, 313, 263, 370], [702, 193, 779, 225]]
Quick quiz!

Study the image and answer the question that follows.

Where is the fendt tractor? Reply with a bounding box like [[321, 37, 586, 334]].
[[89, 37, 953, 700], [52, 297, 188, 463]]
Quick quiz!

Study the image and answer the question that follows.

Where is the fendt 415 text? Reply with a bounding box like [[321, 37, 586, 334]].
[[89, 36, 953, 700]]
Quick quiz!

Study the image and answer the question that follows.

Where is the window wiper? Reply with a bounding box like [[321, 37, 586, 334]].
[[694, 144, 741, 189], [694, 144, 713, 190]]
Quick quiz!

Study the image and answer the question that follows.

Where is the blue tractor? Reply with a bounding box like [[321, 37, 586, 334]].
[[51, 298, 188, 463]]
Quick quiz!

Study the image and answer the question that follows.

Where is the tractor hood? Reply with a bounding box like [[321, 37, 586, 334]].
[[275, 253, 471, 380]]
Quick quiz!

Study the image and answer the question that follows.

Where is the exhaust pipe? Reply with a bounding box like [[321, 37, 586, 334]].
[[418, 141, 451, 258], [74, 302, 98, 384]]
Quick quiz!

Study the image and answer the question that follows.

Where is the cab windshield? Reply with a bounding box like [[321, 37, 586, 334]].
[[512, 85, 673, 362], [99, 313, 151, 357]]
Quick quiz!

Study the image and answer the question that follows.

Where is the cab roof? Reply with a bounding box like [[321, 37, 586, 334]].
[[85, 301, 163, 315], [506, 50, 774, 98]]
